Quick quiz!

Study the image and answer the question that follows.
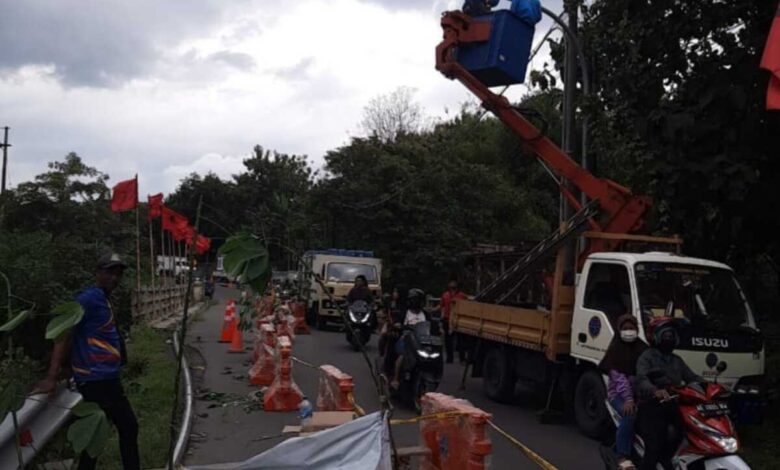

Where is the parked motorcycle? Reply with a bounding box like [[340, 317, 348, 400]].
[[600, 362, 750, 470], [345, 300, 373, 350]]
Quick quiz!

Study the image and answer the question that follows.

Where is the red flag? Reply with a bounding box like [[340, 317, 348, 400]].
[[162, 207, 189, 240], [148, 193, 163, 220], [195, 235, 211, 254], [761, 2, 780, 110], [110, 177, 138, 212], [176, 225, 196, 243]]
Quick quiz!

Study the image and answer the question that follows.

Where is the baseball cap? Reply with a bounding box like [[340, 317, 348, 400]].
[[97, 253, 128, 271]]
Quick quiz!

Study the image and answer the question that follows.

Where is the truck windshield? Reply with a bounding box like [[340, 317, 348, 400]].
[[634, 262, 753, 331], [326, 263, 378, 283]]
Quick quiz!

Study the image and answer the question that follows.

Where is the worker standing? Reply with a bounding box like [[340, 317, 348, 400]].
[[33, 253, 140, 470], [462, 0, 499, 16], [440, 279, 467, 364]]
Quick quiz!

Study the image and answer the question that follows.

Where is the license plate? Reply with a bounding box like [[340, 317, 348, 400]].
[[697, 403, 730, 417]]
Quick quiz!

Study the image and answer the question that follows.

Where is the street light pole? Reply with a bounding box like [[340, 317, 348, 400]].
[[1, 127, 10, 194]]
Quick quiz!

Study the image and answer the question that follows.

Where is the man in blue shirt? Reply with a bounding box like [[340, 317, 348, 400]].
[[34, 253, 139, 470]]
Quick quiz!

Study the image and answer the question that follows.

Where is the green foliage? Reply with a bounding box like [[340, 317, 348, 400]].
[[572, 0, 780, 266], [0, 380, 25, 424], [219, 233, 272, 295], [0, 309, 30, 332], [45, 301, 85, 340], [67, 405, 110, 458]]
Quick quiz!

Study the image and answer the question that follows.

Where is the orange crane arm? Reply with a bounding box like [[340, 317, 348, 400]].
[[435, 11, 652, 258]]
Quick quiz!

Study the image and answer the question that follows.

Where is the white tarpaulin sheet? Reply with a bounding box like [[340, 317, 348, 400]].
[[186, 412, 392, 470]]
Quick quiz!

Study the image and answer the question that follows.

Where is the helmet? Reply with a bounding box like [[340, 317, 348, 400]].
[[646, 317, 681, 347], [407, 288, 425, 310]]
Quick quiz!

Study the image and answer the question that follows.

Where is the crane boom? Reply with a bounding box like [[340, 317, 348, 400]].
[[435, 11, 652, 261]]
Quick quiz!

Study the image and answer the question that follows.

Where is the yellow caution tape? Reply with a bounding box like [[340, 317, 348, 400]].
[[347, 393, 366, 417], [389, 410, 470, 425], [486, 420, 558, 470]]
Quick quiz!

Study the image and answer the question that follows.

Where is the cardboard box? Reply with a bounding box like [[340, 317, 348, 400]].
[[301, 411, 356, 432]]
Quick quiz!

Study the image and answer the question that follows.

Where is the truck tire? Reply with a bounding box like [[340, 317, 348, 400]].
[[482, 347, 515, 403], [574, 370, 609, 439]]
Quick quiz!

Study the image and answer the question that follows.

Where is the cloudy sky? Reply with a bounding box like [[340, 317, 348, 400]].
[[0, 0, 562, 195]]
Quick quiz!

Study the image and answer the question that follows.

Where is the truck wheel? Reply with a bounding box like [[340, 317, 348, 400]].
[[482, 347, 515, 403], [574, 370, 609, 439], [316, 314, 327, 331]]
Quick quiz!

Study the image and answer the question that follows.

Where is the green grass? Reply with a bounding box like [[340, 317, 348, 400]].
[[97, 326, 177, 469]]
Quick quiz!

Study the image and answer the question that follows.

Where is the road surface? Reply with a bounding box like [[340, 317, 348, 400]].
[[183, 286, 600, 469]]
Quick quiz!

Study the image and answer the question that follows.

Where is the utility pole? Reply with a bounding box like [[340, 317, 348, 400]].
[[1, 127, 10, 194], [561, 2, 579, 282]]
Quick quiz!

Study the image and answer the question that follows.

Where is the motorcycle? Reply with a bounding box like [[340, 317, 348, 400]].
[[345, 300, 373, 350], [601, 362, 750, 470], [379, 318, 444, 413]]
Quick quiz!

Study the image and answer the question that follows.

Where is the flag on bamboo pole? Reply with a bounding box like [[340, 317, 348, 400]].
[[761, 2, 780, 110], [148, 193, 164, 220], [162, 207, 189, 240], [195, 235, 211, 255], [110, 177, 138, 212], [174, 225, 196, 243]]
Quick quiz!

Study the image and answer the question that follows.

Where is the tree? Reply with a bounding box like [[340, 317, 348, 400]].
[[360, 86, 426, 143]]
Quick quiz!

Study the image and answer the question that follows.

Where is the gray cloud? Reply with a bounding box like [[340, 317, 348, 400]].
[[271, 57, 315, 81], [208, 51, 257, 71], [0, 0, 225, 88], [362, 0, 436, 9]]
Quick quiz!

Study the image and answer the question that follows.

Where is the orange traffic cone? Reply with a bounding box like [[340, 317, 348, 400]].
[[228, 319, 245, 353], [219, 300, 236, 343]]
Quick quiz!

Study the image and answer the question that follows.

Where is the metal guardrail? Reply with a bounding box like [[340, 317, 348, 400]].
[[0, 305, 201, 468], [0, 386, 83, 468], [172, 329, 194, 466]]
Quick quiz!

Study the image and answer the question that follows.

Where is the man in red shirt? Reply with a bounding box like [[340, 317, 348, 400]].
[[440, 279, 467, 364]]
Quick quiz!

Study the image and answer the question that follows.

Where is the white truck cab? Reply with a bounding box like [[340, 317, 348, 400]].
[[571, 252, 764, 389]]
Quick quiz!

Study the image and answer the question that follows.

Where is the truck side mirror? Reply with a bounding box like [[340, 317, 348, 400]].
[[716, 361, 728, 373]]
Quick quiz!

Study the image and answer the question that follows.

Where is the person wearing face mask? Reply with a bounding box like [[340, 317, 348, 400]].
[[599, 315, 646, 470], [635, 319, 702, 470]]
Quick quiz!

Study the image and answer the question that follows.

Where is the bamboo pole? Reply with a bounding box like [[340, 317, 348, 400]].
[[149, 209, 156, 318], [134, 175, 141, 317]]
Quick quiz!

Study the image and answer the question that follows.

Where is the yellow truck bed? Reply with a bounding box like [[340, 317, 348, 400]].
[[450, 290, 573, 361]]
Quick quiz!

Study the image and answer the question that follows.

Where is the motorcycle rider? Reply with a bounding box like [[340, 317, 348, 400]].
[[635, 318, 702, 470], [599, 314, 647, 470], [347, 275, 374, 304], [390, 288, 428, 389]]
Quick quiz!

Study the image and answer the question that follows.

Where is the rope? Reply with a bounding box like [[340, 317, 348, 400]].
[[292, 356, 319, 370], [486, 420, 558, 470]]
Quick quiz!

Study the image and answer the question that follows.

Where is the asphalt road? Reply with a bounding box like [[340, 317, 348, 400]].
[[184, 286, 600, 469]]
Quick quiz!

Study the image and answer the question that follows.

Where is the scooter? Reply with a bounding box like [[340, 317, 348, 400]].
[[345, 300, 373, 350], [382, 319, 444, 413], [601, 362, 750, 470]]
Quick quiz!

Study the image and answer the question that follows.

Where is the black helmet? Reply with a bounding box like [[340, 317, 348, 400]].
[[407, 288, 425, 310]]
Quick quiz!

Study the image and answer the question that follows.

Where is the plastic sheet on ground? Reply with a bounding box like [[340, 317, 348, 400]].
[[185, 412, 391, 470]]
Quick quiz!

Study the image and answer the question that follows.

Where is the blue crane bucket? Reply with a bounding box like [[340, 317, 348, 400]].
[[455, 10, 535, 87]]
